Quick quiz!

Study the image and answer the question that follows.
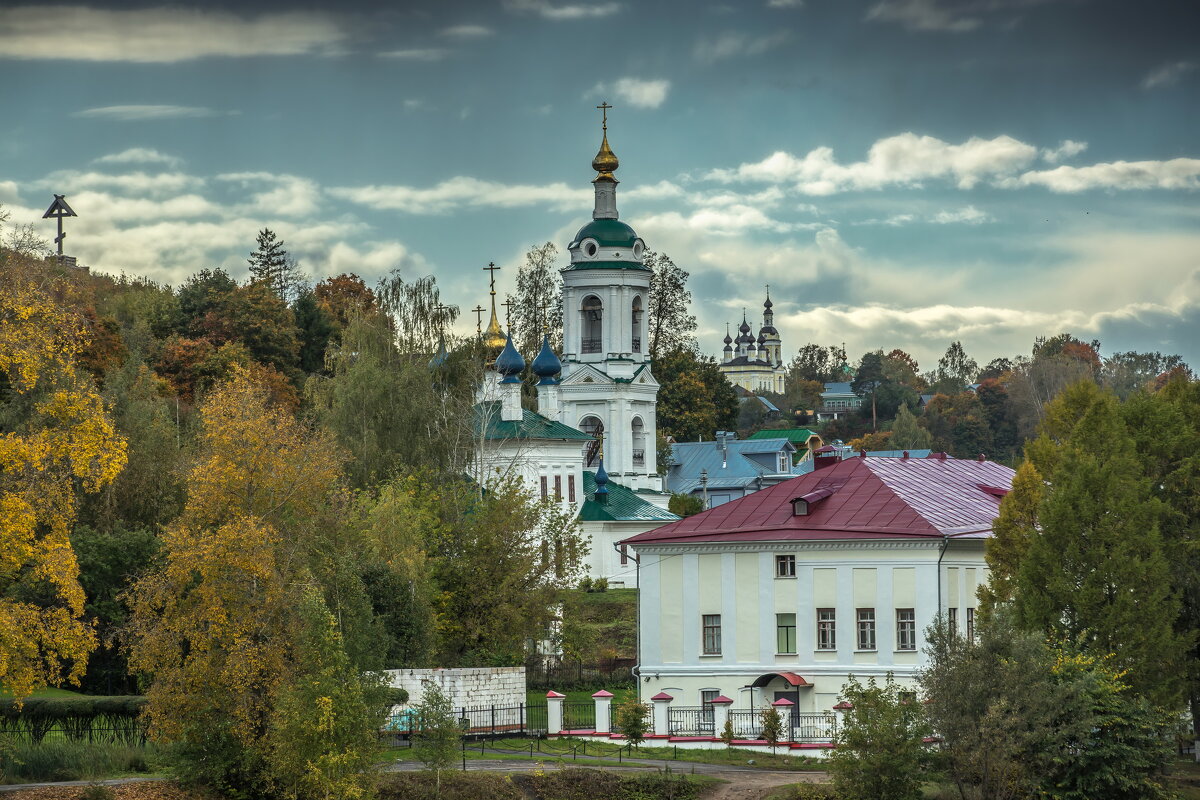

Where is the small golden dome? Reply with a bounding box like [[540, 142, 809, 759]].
[[483, 306, 506, 352], [592, 132, 619, 180]]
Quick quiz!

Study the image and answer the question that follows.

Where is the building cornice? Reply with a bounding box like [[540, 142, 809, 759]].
[[631, 539, 983, 555]]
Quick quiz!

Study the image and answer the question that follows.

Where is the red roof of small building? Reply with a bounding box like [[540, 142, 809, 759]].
[[624, 455, 1014, 546]]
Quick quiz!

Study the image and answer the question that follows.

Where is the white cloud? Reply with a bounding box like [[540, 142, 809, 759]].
[[93, 148, 183, 168], [1142, 60, 1196, 90], [931, 205, 990, 224], [218, 172, 322, 218], [329, 177, 589, 214], [709, 133, 1039, 193], [0, 181, 19, 205], [66, 191, 220, 222], [767, 0, 804, 7], [1041, 139, 1087, 164], [590, 77, 671, 109], [694, 30, 790, 63], [1013, 159, 1200, 192], [403, 99, 423, 111], [865, 0, 1061, 33], [73, 105, 232, 121], [440, 24, 493, 38], [640, 206, 796, 236], [316, 241, 429, 279], [378, 48, 450, 61], [0, 7, 347, 62], [43, 170, 203, 196], [504, 0, 622, 20], [624, 180, 687, 201]]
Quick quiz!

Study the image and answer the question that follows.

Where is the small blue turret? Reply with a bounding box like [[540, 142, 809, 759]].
[[496, 334, 525, 383], [531, 333, 562, 385], [594, 458, 609, 501]]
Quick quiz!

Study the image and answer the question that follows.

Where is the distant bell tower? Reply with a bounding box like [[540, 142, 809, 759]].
[[556, 104, 661, 490]]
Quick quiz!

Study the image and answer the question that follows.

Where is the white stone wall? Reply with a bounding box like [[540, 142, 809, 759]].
[[385, 667, 526, 710]]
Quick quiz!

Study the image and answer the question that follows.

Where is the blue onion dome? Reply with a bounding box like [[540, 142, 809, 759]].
[[594, 459, 609, 495], [757, 332, 766, 345], [764, 295, 773, 310], [531, 333, 562, 384], [738, 317, 751, 334], [723, 327, 733, 346], [496, 334, 525, 383]]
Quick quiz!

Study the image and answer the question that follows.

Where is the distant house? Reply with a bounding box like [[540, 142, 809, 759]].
[[624, 452, 1014, 714], [747, 428, 823, 462], [816, 382, 863, 422], [666, 431, 804, 508]]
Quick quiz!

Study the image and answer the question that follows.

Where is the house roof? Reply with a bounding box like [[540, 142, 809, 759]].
[[667, 437, 800, 493], [475, 401, 594, 442], [821, 381, 856, 397], [579, 471, 680, 522], [626, 454, 1014, 546], [747, 428, 820, 445], [722, 356, 776, 367]]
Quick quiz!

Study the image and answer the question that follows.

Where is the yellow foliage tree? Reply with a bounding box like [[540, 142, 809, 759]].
[[124, 368, 359, 795], [0, 274, 127, 697]]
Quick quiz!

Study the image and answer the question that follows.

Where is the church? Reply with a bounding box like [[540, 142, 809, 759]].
[[718, 296, 787, 395], [471, 110, 678, 589]]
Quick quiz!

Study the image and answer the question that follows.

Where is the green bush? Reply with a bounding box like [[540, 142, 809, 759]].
[[767, 784, 840, 800], [80, 783, 117, 800], [0, 740, 156, 784]]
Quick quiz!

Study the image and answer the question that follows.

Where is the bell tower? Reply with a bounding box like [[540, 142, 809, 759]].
[[557, 105, 661, 491]]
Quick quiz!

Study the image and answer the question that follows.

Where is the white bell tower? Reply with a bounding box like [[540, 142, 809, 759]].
[[555, 104, 661, 491]]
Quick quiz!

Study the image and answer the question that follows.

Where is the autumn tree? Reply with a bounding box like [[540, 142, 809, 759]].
[[644, 251, 697, 359], [928, 340, 978, 395], [123, 368, 383, 795], [177, 268, 237, 337], [0, 268, 128, 696], [788, 343, 845, 384], [655, 348, 738, 442], [510, 242, 564, 359], [314, 273, 377, 330]]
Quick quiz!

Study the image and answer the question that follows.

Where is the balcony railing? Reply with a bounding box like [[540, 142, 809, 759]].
[[632, 337, 641, 353], [632, 449, 645, 466], [581, 338, 602, 354]]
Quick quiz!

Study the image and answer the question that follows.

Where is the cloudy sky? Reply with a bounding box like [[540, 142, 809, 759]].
[[2, 0, 1198, 369]]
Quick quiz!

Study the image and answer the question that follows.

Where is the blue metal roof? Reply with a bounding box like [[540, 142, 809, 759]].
[[666, 437, 801, 494], [821, 381, 856, 397]]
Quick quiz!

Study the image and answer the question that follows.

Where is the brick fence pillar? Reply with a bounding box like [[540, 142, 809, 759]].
[[651, 692, 673, 737], [592, 690, 613, 734], [547, 691, 565, 735]]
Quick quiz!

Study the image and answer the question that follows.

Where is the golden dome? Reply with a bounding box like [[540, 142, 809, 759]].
[[592, 132, 619, 180], [483, 305, 506, 352]]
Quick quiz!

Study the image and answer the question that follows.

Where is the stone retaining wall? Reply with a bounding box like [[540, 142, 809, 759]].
[[384, 666, 526, 709]]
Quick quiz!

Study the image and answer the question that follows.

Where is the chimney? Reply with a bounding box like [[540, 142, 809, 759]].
[[977, 453, 986, 462], [902, 451, 909, 460], [859, 448, 867, 458]]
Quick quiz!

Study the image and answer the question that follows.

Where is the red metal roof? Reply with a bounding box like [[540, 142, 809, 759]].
[[624, 455, 1015, 546]]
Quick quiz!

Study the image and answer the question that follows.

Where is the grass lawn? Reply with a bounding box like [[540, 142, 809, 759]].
[[378, 743, 645, 770], [471, 736, 824, 771], [0, 686, 96, 700], [525, 687, 636, 706]]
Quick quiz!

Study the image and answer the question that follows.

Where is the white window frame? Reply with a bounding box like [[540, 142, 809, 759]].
[[776, 612, 797, 654], [775, 554, 796, 578], [702, 614, 722, 655], [817, 608, 836, 650], [896, 608, 916, 651], [856, 608, 876, 651]]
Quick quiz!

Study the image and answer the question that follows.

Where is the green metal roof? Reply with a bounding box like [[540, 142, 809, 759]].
[[746, 428, 821, 445], [475, 402, 594, 442], [571, 218, 639, 247], [566, 260, 650, 272], [579, 471, 680, 522]]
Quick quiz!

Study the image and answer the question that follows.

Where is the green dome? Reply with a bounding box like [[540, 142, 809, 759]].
[[571, 218, 639, 248]]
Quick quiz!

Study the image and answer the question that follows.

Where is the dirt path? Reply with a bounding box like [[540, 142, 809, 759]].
[[698, 769, 825, 800]]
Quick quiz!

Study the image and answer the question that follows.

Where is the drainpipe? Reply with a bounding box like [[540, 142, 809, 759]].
[[936, 532, 950, 622]]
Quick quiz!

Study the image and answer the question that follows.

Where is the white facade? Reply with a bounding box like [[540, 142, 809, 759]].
[[633, 538, 987, 711]]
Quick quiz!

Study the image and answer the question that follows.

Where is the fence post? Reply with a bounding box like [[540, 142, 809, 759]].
[[832, 700, 851, 742], [710, 695, 733, 739], [650, 691, 673, 737], [547, 690, 565, 735], [592, 690, 613, 734], [771, 698, 794, 743]]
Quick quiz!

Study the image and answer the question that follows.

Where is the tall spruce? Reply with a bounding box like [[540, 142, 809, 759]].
[[1013, 382, 1188, 708], [247, 228, 299, 301]]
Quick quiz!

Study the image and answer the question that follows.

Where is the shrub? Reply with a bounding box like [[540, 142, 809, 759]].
[[412, 682, 461, 790], [720, 718, 735, 747], [592, 577, 608, 592], [0, 741, 156, 784], [378, 772, 521, 800], [768, 784, 839, 800], [760, 707, 784, 752], [80, 783, 117, 800], [827, 675, 928, 800], [579, 576, 593, 591], [614, 697, 651, 748]]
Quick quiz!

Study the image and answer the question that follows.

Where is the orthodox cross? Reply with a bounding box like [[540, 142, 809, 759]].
[[596, 101, 611, 131], [502, 296, 515, 331], [472, 305, 485, 335], [42, 194, 77, 261], [483, 261, 500, 298]]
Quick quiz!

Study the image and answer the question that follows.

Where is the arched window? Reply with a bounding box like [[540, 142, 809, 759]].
[[631, 417, 646, 468], [631, 295, 643, 353], [581, 295, 603, 354], [580, 415, 604, 466]]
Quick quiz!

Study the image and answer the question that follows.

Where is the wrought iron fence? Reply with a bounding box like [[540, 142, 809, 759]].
[[791, 712, 837, 743], [728, 709, 764, 739], [380, 702, 550, 745], [667, 706, 714, 737], [562, 701, 596, 731], [0, 721, 147, 747], [526, 657, 635, 688], [582, 338, 602, 354]]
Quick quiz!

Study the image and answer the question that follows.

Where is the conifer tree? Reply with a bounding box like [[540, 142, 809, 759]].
[[248, 228, 299, 301], [978, 461, 1042, 618]]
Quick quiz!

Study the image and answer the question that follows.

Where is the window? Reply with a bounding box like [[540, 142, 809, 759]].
[[619, 544, 628, 566], [554, 475, 562, 500], [702, 614, 722, 655], [539, 476, 548, 500], [966, 608, 975, 641], [581, 295, 603, 354], [817, 609, 836, 650], [947, 607, 957, 634], [776, 613, 797, 654], [700, 689, 719, 727], [896, 609, 916, 651], [856, 608, 876, 651], [775, 554, 796, 578], [778, 452, 789, 472], [631, 296, 643, 353], [568, 475, 576, 502]]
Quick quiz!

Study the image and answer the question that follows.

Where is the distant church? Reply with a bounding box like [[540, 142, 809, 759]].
[[718, 296, 787, 395], [471, 108, 677, 588]]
